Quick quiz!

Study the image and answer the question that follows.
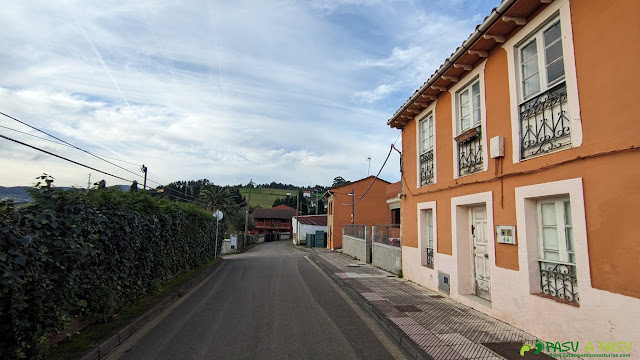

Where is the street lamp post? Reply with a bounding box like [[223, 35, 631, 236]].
[[213, 210, 224, 259], [243, 179, 253, 250]]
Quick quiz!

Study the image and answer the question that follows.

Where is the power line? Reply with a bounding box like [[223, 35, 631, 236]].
[[0, 124, 141, 166], [339, 143, 397, 207], [0, 111, 146, 182], [0, 134, 133, 183], [0, 133, 215, 207], [0, 131, 238, 209]]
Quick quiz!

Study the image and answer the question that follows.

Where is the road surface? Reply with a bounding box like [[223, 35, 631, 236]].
[[109, 241, 404, 360]]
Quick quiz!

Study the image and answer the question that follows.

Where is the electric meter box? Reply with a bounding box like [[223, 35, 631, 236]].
[[496, 225, 516, 245], [490, 136, 505, 158]]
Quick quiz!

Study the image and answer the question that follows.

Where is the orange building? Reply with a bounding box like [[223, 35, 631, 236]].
[[325, 176, 390, 250], [386, 0, 639, 352]]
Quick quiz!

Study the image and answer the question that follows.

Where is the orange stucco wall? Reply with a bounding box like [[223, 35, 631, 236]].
[[399, 0, 640, 299], [327, 178, 390, 249]]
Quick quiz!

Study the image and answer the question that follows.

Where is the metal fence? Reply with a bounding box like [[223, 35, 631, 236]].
[[343, 224, 367, 240], [372, 224, 401, 247]]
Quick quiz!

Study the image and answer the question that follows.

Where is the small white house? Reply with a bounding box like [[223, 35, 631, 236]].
[[292, 215, 327, 245]]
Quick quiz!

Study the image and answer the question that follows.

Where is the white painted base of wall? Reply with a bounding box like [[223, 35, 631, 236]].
[[402, 246, 640, 357]]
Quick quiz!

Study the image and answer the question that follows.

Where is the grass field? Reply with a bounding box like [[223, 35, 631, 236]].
[[238, 188, 295, 208]]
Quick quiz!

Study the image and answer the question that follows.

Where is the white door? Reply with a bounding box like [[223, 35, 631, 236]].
[[471, 206, 491, 301]]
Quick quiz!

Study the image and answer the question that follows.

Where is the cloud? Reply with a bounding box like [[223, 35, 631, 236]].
[[0, 0, 500, 188]]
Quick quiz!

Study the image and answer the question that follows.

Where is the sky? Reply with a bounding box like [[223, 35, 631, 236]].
[[0, 0, 500, 188]]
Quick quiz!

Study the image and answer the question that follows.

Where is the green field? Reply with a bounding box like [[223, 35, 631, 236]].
[[238, 188, 296, 208]]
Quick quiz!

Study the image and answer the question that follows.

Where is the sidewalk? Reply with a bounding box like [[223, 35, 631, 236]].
[[310, 251, 555, 360]]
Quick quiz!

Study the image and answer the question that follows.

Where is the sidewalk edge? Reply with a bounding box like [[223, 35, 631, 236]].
[[309, 255, 434, 360]]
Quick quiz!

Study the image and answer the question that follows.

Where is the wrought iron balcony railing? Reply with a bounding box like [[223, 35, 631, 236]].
[[456, 126, 483, 176], [539, 260, 579, 303], [426, 247, 434, 267], [520, 83, 571, 159], [419, 149, 434, 186]]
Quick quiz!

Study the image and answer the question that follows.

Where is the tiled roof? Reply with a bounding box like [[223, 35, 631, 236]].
[[252, 207, 297, 219], [387, 0, 549, 128], [296, 215, 328, 226], [274, 205, 295, 210], [329, 175, 391, 191]]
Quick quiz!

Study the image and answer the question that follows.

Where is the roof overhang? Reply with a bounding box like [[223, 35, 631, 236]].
[[387, 0, 551, 129]]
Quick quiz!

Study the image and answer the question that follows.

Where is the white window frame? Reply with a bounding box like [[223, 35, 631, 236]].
[[536, 197, 574, 265], [417, 201, 437, 268], [504, 0, 582, 163], [415, 100, 438, 187], [515, 178, 590, 298], [449, 60, 488, 179]]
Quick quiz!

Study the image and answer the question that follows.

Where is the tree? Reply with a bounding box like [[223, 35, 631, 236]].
[[130, 180, 139, 192], [199, 186, 237, 213], [332, 176, 349, 188], [317, 198, 326, 214], [93, 179, 106, 189]]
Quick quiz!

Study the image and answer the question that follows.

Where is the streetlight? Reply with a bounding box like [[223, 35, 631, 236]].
[[213, 210, 223, 259], [347, 189, 355, 224], [243, 179, 253, 249], [314, 189, 320, 215]]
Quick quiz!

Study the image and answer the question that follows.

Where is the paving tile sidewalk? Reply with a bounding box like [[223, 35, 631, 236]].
[[311, 251, 558, 360]]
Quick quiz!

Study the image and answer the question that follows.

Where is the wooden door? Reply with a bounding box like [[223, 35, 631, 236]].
[[471, 206, 491, 301]]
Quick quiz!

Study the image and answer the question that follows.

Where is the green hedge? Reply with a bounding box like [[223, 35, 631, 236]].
[[0, 187, 224, 359]]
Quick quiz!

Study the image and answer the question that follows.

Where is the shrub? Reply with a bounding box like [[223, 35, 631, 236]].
[[0, 185, 223, 359]]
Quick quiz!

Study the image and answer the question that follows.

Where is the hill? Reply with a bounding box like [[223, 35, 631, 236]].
[[238, 188, 295, 208], [0, 185, 131, 203]]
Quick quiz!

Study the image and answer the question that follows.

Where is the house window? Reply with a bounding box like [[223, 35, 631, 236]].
[[518, 17, 571, 159], [455, 79, 483, 176], [537, 197, 578, 303], [425, 209, 434, 267], [419, 113, 435, 186], [391, 208, 401, 225]]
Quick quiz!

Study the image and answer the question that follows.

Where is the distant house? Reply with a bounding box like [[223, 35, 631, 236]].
[[325, 176, 390, 250], [252, 205, 298, 237], [385, 181, 401, 226], [292, 215, 327, 245]]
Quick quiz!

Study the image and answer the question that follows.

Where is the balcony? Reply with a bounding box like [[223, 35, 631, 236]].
[[426, 247, 434, 267], [520, 83, 571, 159], [455, 126, 483, 176], [539, 260, 579, 304], [419, 149, 434, 186]]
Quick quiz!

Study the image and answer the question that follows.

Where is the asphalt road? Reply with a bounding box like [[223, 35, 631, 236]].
[[110, 241, 404, 360]]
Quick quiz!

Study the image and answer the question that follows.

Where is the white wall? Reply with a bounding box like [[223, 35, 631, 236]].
[[292, 217, 326, 244], [402, 180, 640, 358]]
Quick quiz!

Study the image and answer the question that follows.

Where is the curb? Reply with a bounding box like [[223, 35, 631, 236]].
[[79, 259, 226, 360], [309, 255, 434, 360]]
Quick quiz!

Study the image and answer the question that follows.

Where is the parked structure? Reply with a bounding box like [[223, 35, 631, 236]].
[[386, 0, 639, 351], [251, 205, 298, 237], [292, 215, 327, 245], [325, 176, 390, 250]]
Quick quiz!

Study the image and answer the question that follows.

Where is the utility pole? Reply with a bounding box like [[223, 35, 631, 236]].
[[296, 188, 299, 216], [243, 179, 253, 250], [351, 189, 355, 224], [87, 173, 91, 191], [141, 164, 148, 190], [315, 190, 319, 215]]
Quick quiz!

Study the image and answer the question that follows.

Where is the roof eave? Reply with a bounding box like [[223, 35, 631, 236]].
[[386, 0, 519, 128]]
